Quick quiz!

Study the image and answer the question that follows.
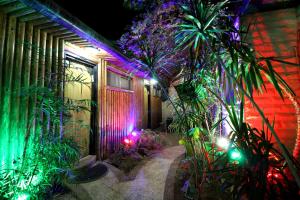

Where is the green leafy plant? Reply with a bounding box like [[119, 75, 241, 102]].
[[175, 0, 300, 189], [0, 66, 93, 199]]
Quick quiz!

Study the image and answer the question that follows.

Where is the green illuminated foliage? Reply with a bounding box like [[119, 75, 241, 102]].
[[0, 65, 93, 199]]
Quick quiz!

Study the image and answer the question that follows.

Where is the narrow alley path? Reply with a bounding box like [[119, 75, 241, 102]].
[[56, 145, 185, 200]]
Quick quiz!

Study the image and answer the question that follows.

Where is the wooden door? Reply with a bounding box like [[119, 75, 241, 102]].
[[64, 61, 93, 157]]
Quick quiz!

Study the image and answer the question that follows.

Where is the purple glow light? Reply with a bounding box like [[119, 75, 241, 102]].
[[132, 131, 138, 137]]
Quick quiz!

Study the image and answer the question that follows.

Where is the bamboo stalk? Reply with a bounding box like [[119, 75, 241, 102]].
[[117, 91, 120, 151], [114, 90, 116, 153], [37, 31, 46, 141], [38, 31, 46, 87], [11, 21, 25, 159], [28, 27, 40, 137], [0, 12, 7, 111], [2, 16, 17, 167], [112, 90, 115, 153], [118, 91, 121, 151], [51, 37, 58, 92], [20, 23, 33, 136], [108, 89, 111, 156], [44, 34, 52, 135], [104, 60, 107, 157], [58, 39, 64, 138], [99, 60, 103, 159], [51, 37, 58, 135], [44, 34, 52, 87], [118, 92, 121, 150]]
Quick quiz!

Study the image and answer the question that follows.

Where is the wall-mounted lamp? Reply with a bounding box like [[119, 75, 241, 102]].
[[85, 47, 100, 55], [150, 78, 158, 85], [144, 79, 150, 85]]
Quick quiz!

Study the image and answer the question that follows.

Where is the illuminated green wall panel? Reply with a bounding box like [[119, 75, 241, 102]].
[[0, 11, 65, 172]]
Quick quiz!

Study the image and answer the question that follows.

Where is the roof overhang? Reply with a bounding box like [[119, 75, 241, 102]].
[[19, 0, 148, 78]]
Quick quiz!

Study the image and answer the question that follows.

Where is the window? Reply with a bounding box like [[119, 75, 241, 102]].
[[107, 70, 132, 90]]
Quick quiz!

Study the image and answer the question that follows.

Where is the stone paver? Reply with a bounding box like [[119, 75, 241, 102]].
[[60, 145, 185, 200]]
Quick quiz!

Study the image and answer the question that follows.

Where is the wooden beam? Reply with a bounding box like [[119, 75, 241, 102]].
[[80, 44, 93, 47], [52, 32, 76, 38], [19, 13, 44, 22], [51, 30, 72, 37], [8, 7, 35, 18], [28, 18, 51, 26], [0, 1, 26, 13], [0, 0, 17, 6], [64, 36, 82, 41], [35, 22, 59, 30], [41, 26, 66, 34], [65, 38, 84, 43], [73, 41, 90, 45]]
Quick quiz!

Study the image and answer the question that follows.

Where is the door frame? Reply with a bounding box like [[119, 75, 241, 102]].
[[64, 52, 98, 155], [145, 85, 151, 129]]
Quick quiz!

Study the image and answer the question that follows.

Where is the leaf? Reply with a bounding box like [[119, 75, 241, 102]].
[[265, 59, 284, 99]]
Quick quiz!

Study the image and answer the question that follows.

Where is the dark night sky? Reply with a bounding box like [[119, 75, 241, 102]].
[[52, 0, 139, 41]]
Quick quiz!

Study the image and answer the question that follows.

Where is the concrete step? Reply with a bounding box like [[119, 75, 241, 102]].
[[65, 162, 118, 200], [74, 155, 97, 172]]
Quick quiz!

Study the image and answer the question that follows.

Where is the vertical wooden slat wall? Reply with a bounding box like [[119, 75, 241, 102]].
[[97, 59, 107, 159], [97, 70, 145, 159], [0, 9, 65, 168], [103, 89, 134, 157]]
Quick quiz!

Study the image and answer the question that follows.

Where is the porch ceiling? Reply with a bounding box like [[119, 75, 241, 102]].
[[0, 0, 148, 78]]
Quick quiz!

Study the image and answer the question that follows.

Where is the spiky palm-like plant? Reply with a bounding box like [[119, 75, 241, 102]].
[[175, 0, 300, 188]]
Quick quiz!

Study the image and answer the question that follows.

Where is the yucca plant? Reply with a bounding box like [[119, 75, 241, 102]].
[[175, 0, 300, 188], [216, 96, 300, 199]]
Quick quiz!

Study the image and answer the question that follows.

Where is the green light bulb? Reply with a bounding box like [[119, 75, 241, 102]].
[[15, 193, 30, 200], [230, 149, 242, 161]]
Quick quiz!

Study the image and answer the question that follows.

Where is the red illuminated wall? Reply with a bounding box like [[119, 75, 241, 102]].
[[242, 7, 300, 157]]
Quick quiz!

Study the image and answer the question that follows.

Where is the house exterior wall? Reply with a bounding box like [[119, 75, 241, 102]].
[[0, 1, 147, 164], [242, 7, 300, 155]]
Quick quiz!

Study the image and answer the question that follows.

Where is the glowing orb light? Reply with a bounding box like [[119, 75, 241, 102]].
[[15, 193, 30, 200], [230, 149, 242, 161], [124, 138, 130, 144], [216, 137, 230, 150], [131, 131, 138, 137], [150, 78, 158, 85]]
